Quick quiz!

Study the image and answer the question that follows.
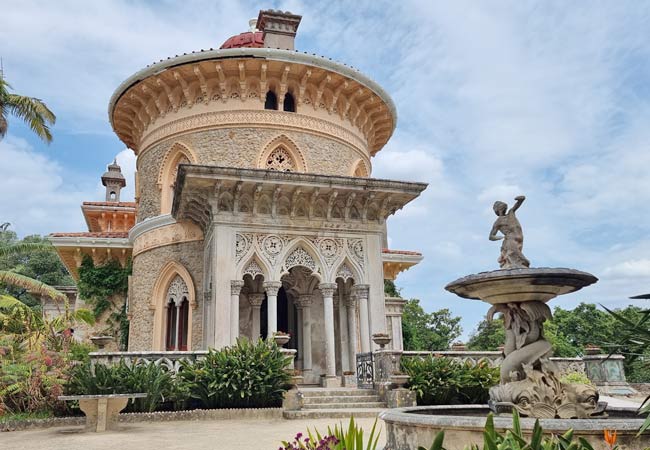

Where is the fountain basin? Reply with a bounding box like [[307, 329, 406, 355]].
[[380, 405, 649, 450], [445, 268, 598, 304]]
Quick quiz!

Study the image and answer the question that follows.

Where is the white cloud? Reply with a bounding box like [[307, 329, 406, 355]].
[[604, 259, 650, 279]]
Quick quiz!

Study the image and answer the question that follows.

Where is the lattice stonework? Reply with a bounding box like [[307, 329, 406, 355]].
[[284, 247, 316, 272], [336, 263, 355, 281], [243, 260, 264, 278], [167, 275, 189, 305], [266, 146, 296, 172]]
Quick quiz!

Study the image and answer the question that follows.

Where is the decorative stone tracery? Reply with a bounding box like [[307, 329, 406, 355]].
[[167, 275, 189, 305], [284, 246, 316, 272]]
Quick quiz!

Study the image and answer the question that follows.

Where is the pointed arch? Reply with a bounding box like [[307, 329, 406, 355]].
[[276, 239, 324, 281], [238, 253, 271, 281], [333, 257, 363, 284], [258, 135, 307, 173], [150, 260, 197, 351], [158, 142, 198, 214], [350, 158, 370, 178]]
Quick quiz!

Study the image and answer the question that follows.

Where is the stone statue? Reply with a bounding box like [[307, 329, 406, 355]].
[[489, 195, 530, 269]]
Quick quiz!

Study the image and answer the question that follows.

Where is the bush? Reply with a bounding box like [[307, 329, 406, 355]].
[[401, 356, 499, 405], [179, 338, 292, 409], [420, 411, 600, 450], [560, 370, 592, 385]]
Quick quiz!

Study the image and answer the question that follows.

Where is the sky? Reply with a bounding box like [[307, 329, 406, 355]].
[[1, 0, 649, 338]]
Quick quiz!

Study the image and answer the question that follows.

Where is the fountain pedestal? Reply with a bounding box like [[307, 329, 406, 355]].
[[446, 268, 603, 419]]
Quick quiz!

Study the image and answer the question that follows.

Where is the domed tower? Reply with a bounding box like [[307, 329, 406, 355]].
[[109, 9, 426, 385], [101, 159, 126, 202]]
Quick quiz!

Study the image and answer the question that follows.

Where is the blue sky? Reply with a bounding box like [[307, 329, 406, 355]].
[[1, 0, 649, 338]]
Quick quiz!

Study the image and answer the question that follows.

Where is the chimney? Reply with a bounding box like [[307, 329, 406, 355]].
[[256, 9, 302, 51]]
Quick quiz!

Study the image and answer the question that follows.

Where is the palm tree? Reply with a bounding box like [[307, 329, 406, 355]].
[[0, 77, 56, 143]]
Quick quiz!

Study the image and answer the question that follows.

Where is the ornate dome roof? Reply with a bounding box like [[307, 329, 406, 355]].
[[220, 30, 264, 49]]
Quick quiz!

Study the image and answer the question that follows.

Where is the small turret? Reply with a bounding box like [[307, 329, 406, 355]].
[[101, 159, 126, 202]]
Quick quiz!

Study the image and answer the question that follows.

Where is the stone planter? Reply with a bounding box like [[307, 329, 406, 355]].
[[372, 333, 391, 349], [90, 335, 114, 352], [58, 393, 147, 432], [342, 372, 357, 387], [390, 374, 410, 389], [273, 334, 291, 347]]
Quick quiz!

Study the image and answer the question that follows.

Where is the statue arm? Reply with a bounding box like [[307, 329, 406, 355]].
[[489, 222, 503, 241], [509, 195, 525, 213]]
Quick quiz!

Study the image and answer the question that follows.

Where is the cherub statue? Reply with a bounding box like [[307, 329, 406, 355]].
[[489, 195, 530, 269]]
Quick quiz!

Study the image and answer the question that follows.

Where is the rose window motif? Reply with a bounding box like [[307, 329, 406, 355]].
[[319, 239, 338, 258], [263, 235, 283, 255], [266, 147, 296, 172]]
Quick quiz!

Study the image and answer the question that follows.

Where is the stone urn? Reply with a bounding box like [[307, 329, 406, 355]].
[[90, 335, 114, 352], [584, 344, 602, 355], [390, 374, 410, 389], [273, 333, 291, 347], [372, 333, 391, 349]]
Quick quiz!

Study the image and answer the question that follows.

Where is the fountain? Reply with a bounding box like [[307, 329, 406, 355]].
[[380, 196, 649, 449]]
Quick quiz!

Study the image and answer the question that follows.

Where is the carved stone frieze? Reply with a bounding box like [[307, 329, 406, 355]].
[[133, 222, 204, 257], [347, 238, 365, 269], [235, 232, 253, 263]]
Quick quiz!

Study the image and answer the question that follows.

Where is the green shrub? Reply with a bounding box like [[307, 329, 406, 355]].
[[420, 411, 598, 450], [179, 338, 292, 409], [559, 370, 592, 385], [401, 356, 499, 405]]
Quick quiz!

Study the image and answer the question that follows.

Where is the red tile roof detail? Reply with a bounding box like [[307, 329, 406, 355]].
[[82, 202, 136, 208], [382, 248, 422, 256], [50, 232, 129, 238], [220, 31, 264, 49]]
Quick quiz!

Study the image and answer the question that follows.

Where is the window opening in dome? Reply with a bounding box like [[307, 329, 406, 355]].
[[265, 91, 278, 110], [283, 93, 296, 112], [266, 146, 296, 172]]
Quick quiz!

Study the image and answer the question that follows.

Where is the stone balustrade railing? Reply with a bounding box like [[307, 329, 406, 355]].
[[89, 349, 296, 374]]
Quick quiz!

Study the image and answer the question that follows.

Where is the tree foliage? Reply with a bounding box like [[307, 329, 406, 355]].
[[402, 299, 462, 351], [0, 78, 56, 143], [467, 318, 505, 351]]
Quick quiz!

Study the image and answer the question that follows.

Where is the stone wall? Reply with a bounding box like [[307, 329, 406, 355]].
[[137, 128, 366, 221], [129, 240, 204, 351]]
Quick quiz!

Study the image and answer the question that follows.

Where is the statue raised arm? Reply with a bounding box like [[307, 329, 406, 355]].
[[490, 196, 530, 269]]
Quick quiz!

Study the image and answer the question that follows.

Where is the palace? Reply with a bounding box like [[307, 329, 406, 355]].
[[50, 10, 426, 386]]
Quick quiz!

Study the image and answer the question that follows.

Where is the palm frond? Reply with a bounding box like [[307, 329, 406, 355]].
[[0, 242, 54, 257], [5, 94, 56, 143], [0, 111, 7, 139], [0, 293, 29, 310], [0, 270, 66, 301]]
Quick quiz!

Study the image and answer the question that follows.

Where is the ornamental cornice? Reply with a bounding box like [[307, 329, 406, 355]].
[[139, 110, 367, 158], [132, 219, 204, 257]]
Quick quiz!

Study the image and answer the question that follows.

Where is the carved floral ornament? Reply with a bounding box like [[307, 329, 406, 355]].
[[167, 275, 189, 306], [111, 57, 395, 154]]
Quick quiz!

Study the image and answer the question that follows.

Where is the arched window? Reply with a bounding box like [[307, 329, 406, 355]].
[[109, 191, 117, 201], [283, 92, 296, 112], [265, 91, 278, 110], [266, 146, 296, 172], [165, 275, 189, 351]]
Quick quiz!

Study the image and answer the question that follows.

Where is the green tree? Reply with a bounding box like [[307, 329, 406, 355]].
[[402, 299, 462, 351], [384, 279, 401, 297], [467, 317, 505, 351], [0, 78, 56, 143], [0, 229, 73, 307]]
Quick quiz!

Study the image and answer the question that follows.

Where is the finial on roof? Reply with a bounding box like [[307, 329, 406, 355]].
[[248, 18, 258, 32]]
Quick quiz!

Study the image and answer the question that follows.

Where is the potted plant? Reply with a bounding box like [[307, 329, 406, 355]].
[[372, 332, 391, 349], [273, 331, 291, 347]]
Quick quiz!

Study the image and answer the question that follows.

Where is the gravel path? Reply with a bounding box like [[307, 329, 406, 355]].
[[1, 416, 386, 450]]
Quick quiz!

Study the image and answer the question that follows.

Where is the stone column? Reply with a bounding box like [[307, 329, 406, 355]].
[[346, 294, 358, 372], [264, 281, 281, 338], [174, 301, 181, 351], [230, 280, 244, 345], [295, 303, 303, 367], [338, 289, 350, 373], [355, 284, 371, 352], [295, 294, 313, 371], [319, 283, 338, 383], [248, 293, 265, 340]]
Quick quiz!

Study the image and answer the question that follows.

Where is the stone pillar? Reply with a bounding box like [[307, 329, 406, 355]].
[[346, 294, 358, 372], [263, 281, 281, 338], [296, 294, 313, 371], [173, 302, 181, 350], [355, 284, 371, 352], [338, 289, 350, 373], [230, 280, 244, 345], [248, 293, 265, 340], [319, 283, 338, 384], [295, 304, 303, 367]]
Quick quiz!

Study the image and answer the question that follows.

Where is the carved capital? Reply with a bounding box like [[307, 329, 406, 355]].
[[248, 293, 265, 308], [319, 282, 337, 298], [353, 284, 370, 301], [230, 280, 245, 296], [295, 294, 313, 308], [263, 281, 282, 296]]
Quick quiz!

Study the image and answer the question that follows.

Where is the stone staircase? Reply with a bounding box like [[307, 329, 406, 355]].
[[283, 387, 387, 419]]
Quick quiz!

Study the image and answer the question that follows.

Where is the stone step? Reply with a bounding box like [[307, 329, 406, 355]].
[[299, 388, 378, 398], [283, 408, 385, 420], [303, 402, 386, 410], [303, 395, 381, 405]]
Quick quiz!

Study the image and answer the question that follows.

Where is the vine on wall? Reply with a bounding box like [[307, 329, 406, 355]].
[[77, 255, 131, 349]]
